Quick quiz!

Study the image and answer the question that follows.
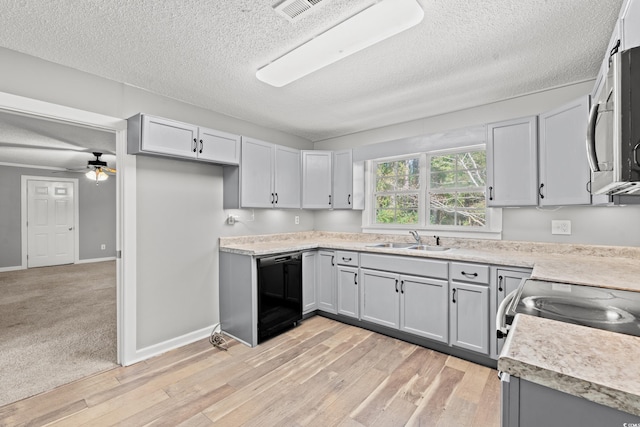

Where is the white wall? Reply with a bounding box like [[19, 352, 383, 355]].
[[314, 81, 640, 248], [0, 47, 314, 352]]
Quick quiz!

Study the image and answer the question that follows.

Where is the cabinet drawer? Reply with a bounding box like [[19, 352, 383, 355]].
[[360, 254, 448, 280], [336, 251, 359, 266], [450, 262, 489, 284]]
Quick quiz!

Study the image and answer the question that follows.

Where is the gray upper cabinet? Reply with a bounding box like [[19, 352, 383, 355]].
[[400, 274, 448, 343], [317, 250, 337, 314], [127, 114, 240, 165], [197, 126, 241, 165], [332, 149, 360, 209], [302, 150, 333, 209], [238, 137, 300, 209], [487, 116, 539, 207], [538, 96, 591, 206], [622, 0, 640, 50], [240, 137, 274, 208], [274, 145, 301, 209], [360, 269, 400, 329]]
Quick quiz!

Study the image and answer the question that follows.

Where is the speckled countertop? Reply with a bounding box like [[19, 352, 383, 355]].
[[219, 231, 640, 291], [498, 314, 640, 417], [219, 230, 640, 414]]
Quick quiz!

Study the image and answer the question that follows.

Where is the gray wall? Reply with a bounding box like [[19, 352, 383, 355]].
[[314, 81, 640, 248], [0, 165, 116, 268]]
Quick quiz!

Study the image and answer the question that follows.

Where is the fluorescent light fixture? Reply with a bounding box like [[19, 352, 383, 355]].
[[257, 0, 424, 87], [86, 169, 108, 182]]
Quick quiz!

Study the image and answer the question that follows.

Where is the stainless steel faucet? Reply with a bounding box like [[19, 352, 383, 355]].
[[409, 230, 421, 245]]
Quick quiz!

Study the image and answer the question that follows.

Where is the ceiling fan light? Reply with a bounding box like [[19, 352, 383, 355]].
[[256, 0, 424, 87], [85, 169, 108, 181]]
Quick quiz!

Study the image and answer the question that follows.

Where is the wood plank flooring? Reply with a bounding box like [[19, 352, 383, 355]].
[[0, 316, 500, 426]]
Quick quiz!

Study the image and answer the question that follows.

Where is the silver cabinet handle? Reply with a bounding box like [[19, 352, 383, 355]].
[[586, 102, 601, 172]]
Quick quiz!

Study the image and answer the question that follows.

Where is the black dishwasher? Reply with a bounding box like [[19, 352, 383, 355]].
[[257, 252, 302, 343]]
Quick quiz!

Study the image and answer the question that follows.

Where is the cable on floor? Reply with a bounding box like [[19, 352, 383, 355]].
[[209, 323, 228, 351]]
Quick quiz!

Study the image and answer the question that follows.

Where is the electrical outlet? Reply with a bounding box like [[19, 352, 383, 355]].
[[551, 220, 571, 235], [294, 215, 300, 225], [100, 244, 106, 250]]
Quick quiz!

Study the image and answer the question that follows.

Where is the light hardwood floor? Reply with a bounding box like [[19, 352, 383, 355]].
[[0, 316, 500, 426]]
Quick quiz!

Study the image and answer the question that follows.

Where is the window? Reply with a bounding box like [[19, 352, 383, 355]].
[[428, 150, 486, 227], [373, 157, 420, 224], [368, 146, 496, 233]]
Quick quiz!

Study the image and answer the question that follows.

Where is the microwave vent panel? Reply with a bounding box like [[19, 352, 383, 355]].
[[274, 0, 325, 22]]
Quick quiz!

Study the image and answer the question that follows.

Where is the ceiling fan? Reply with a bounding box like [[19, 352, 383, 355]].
[[85, 152, 116, 184]]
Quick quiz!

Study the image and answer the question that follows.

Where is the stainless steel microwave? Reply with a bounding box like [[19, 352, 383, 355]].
[[587, 45, 640, 195]]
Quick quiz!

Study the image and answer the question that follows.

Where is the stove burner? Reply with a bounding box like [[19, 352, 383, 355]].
[[521, 296, 636, 324]]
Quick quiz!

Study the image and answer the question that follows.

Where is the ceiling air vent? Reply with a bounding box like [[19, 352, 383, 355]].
[[274, 0, 325, 22]]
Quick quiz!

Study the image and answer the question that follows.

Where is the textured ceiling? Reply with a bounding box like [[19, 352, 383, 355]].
[[0, 111, 116, 170], [0, 0, 624, 143]]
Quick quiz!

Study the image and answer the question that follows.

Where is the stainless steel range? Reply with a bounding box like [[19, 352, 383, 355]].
[[498, 279, 640, 339]]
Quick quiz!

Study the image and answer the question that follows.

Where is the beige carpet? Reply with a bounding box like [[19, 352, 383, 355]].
[[0, 261, 118, 407]]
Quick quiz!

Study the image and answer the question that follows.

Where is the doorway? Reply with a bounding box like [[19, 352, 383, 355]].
[[0, 92, 129, 405]]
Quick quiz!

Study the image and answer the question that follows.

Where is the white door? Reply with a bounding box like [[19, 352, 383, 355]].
[[27, 180, 75, 267]]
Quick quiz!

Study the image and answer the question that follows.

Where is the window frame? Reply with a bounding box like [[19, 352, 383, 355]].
[[363, 145, 502, 238]]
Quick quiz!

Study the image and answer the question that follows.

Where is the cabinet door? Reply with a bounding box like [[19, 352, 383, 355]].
[[450, 282, 489, 354], [240, 137, 274, 208], [197, 127, 240, 165], [360, 269, 399, 329], [487, 117, 538, 206], [622, 0, 640, 50], [332, 149, 353, 209], [141, 115, 198, 158], [317, 251, 336, 314], [302, 252, 317, 314], [274, 145, 301, 209], [302, 151, 333, 209], [337, 266, 359, 319], [400, 275, 448, 343], [495, 269, 531, 356], [539, 96, 591, 206]]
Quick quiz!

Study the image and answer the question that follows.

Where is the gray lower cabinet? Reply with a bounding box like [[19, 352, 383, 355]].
[[450, 281, 489, 354], [317, 250, 337, 314], [337, 265, 359, 318], [360, 269, 400, 329], [495, 268, 531, 356], [501, 375, 640, 427], [400, 275, 448, 343], [302, 251, 317, 314]]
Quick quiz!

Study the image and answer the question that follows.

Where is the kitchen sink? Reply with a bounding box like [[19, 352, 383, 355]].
[[408, 245, 451, 251], [367, 242, 415, 248]]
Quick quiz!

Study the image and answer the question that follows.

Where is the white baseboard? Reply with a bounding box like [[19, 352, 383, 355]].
[[123, 323, 219, 366], [0, 265, 23, 273], [76, 257, 117, 264]]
